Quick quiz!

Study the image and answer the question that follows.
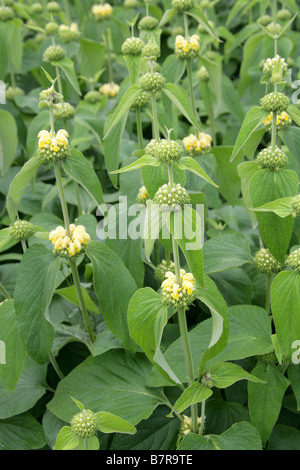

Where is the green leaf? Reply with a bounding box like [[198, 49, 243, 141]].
[[6, 155, 42, 223], [103, 108, 128, 188], [162, 83, 199, 131], [211, 146, 244, 201], [103, 85, 142, 139], [51, 57, 81, 95], [230, 107, 270, 162], [14, 244, 61, 364], [159, 8, 177, 27], [251, 197, 294, 218], [203, 233, 252, 274], [71, 397, 85, 411], [124, 55, 143, 85], [0, 227, 18, 253], [110, 155, 161, 174], [178, 421, 262, 450], [187, 6, 221, 42], [172, 382, 213, 414], [271, 271, 300, 361], [248, 363, 290, 446], [47, 350, 166, 426], [161, 54, 186, 84], [77, 38, 106, 78], [177, 157, 218, 188], [55, 286, 99, 315], [287, 105, 300, 127], [0, 413, 46, 450], [0, 110, 18, 176], [238, 161, 261, 227], [54, 426, 79, 450], [128, 287, 182, 386], [250, 169, 299, 263], [206, 362, 265, 389], [0, 300, 26, 394], [62, 148, 105, 208], [86, 241, 138, 351], [95, 412, 136, 434]]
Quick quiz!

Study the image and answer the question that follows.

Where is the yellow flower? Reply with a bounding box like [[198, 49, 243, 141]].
[[49, 224, 90, 258], [183, 132, 212, 156], [264, 111, 292, 129], [92, 3, 113, 19], [38, 129, 69, 152], [161, 269, 195, 306], [99, 82, 120, 98]]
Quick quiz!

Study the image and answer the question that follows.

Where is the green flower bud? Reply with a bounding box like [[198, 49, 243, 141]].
[[198, 66, 209, 82], [53, 102, 75, 121], [172, 0, 194, 12], [201, 373, 214, 388], [35, 33, 47, 44], [5, 87, 24, 102], [0, 6, 14, 21], [154, 182, 190, 212], [253, 248, 282, 274], [256, 146, 288, 171], [287, 248, 300, 272], [153, 139, 184, 164], [46, 1, 60, 13], [142, 42, 160, 61], [256, 351, 278, 365], [263, 55, 288, 76], [10, 220, 34, 241], [121, 37, 144, 56], [138, 15, 159, 31], [276, 8, 292, 21], [45, 22, 59, 35], [84, 90, 102, 104], [266, 22, 282, 35], [131, 91, 151, 110], [136, 186, 149, 205], [139, 72, 165, 93], [39, 87, 62, 105], [59, 23, 81, 43], [177, 415, 202, 446], [71, 410, 97, 439], [154, 260, 176, 284], [31, 3, 43, 14], [43, 45, 66, 63], [291, 195, 300, 216], [260, 92, 290, 114], [124, 0, 138, 7], [259, 14, 272, 26]]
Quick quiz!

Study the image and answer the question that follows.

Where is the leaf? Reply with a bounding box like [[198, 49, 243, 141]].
[[14, 244, 61, 364], [62, 148, 105, 208], [187, 6, 221, 42], [203, 233, 252, 274], [103, 85, 142, 139], [128, 287, 182, 386], [248, 363, 290, 446], [251, 197, 294, 218], [77, 38, 106, 78], [206, 362, 265, 389], [159, 8, 177, 27], [6, 155, 42, 223], [0, 300, 26, 394], [0, 413, 46, 450], [0, 110, 18, 176], [161, 54, 186, 84], [95, 412, 136, 435], [124, 55, 143, 85], [47, 350, 166, 426], [110, 155, 161, 174], [172, 382, 213, 414], [55, 286, 99, 315], [271, 271, 300, 361], [177, 157, 218, 188], [230, 107, 270, 162], [178, 421, 262, 450], [86, 241, 138, 351], [51, 57, 81, 95], [103, 109, 128, 188], [162, 83, 199, 131], [211, 146, 244, 201], [287, 105, 300, 127], [54, 426, 79, 450]]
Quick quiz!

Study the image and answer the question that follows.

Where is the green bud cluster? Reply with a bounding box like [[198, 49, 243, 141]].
[[0, 6, 14, 21], [261, 92, 290, 114], [10, 220, 34, 241], [256, 146, 288, 171], [172, 0, 194, 12], [276, 9, 292, 21], [177, 415, 202, 446], [43, 45, 66, 63], [256, 351, 278, 365], [201, 373, 214, 389], [70, 410, 97, 439], [154, 260, 176, 284], [142, 42, 161, 61], [121, 37, 144, 56], [53, 102, 75, 120], [45, 22, 59, 35], [139, 72, 165, 93], [259, 14, 272, 26], [84, 90, 102, 104], [39, 145, 70, 163], [31, 3, 43, 14], [138, 15, 159, 31], [287, 248, 300, 272], [198, 66, 209, 82], [46, 1, 60, 13], [124, 0, 138, 7], [266, 22, 282, 35], [5, 87, 24, 101], [154, 182, 190, 212], [39, 87, 62, 105], [131, 91, 151, 110], [263, 55, 288, 75], [291, 195, 300, 216], [253, 248, 281, 274], [153, 139, 184, 164]]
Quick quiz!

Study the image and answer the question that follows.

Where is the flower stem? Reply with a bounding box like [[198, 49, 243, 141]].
[[104, 27, 113, 83], [199, 399, 206, 435], [49, 351, 64, 380], [265, 273, 273, 314], [136, 107, 144, 149], [151, 94, 160, 140], [203, 81, 217, 147], [53, 161, 70, 235]]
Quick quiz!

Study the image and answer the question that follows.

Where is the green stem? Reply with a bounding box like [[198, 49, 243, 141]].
[[53, 162, 70, 235], [21, 240, 27, 254], [204, 82, 217, 147], [49, 351, 64, 380], [63, 0, 71, 25], [84, 438, 89, 450], [151, 94, 160, 140], [74, 180, 83, 216], [7, 45, 16, 88], [136, 108, 144, 149], [186, 60, 198, 134], [0, 281, 11, 299], [271, 111, 277, 151], [104, 27, 113, 83], [199, 399, 206, 435], [49, 105, 55, 137], [272, 0, 277, 23], [265, 273, 273, 314], [69, 258, 96, 344]]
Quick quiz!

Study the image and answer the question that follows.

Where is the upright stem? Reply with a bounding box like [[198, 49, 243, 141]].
[[265, 273, 273, 314], [199, 399, 206, 435], [21, 240, 27, 254], [84, 438, 89, 450], [53, 162, 70, 235], [136, 108, 144, 149], [49, 351, 64, 379], [63, 0, 71, 26], [186, 60, 198, 134], [204, 82, 217, 147], [105, 27, 113, 83], [151, 94, 160, 140], [271, 111, 277, 150], [272, 0, 277, 23]]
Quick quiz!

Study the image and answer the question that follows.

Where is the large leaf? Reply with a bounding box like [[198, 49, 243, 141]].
[[271, 271, 300, 361], [187, 6, 221, 42], [0, 413, 46, 450], [6, 155, 42, 223], [206, 362, 265, 389], [0, 110, 18, 176], [77, 38, 106, 78], [177, 157, 218, 188], [14, 244, 61, 364], [86, 241, 137, 351], [211, 146, 244, 201], [162, 83, 199, 131], [51, 57, 81, 95], [47, 350, 166, 426], [110, 155, 161, 174], [95, 411, 136, 435], [203, 233, 252, 274], [62, 148, 105, 208]]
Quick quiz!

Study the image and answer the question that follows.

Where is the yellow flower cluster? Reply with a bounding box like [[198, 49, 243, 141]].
[[49, 224, 90, 258], [99, 82, 120, 98], [175, 34, 200, 59], [58, 23, 80, 41], [38, 129, 69, 152], [92, 3, 113, 19], [183, 132, 212, 156], [137, 186, 149, 204], [264, 111, 292, 130], [161, 269, 195, 307]]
